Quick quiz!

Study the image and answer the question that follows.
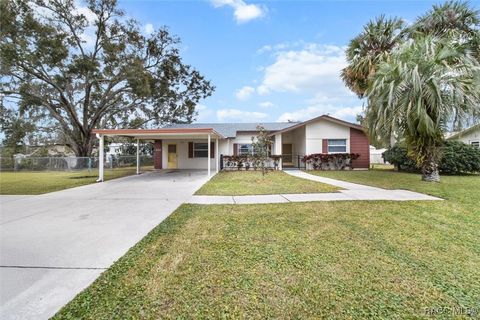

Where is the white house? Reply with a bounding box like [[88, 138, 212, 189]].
[[93, 114, 370, 180], [447, 123, 480, 148]]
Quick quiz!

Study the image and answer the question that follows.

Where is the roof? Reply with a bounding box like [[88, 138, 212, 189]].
[[268, 114, 364, 136], [163, 122, 299, 138], [92, 115, 363, 139], [447, 123, 480, 140]]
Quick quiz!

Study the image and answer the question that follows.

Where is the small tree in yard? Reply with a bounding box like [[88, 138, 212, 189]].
[[251, 125, 272, 176]]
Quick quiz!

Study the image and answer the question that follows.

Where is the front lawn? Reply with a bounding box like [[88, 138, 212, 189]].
[[305, 169, 479, 201], [195, 170, 339, 195], [0, 167, 152, 195], [55, 171, 480, 319]]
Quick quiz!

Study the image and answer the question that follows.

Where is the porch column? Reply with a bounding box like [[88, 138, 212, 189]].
[[97, 134, 104, 182], [274, 133, 282, 170], [136, 138, 140, 174], [207, 133, 211, 177], [216, 138, 219, 173]]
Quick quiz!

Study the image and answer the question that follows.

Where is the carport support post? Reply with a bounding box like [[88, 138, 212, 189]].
[[207, 133, 211, 177], [97, 134, 104, 182], [216, 138, 219, 173], [136, 139, 140, 175]]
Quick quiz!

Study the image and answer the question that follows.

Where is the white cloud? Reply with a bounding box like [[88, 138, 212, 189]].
[[258, 101, 275, 108], [257, 43, 349, 99], [277, 105, 363, 122], [256, 41, 304, 55], [195, 104, 214, 122], [211, 0, 265, 23], [217, 108, 268, 121], [73, 3, 97, 24], [331, 106, 364, 119], [144, 23, 154, 35], [235, 86, 255, 100]]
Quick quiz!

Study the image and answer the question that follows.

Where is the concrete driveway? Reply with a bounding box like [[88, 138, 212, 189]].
[[0, 170, 209, 320]]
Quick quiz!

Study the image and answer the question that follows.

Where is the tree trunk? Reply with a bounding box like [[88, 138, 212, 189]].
[[421, 159, 440, 182], [67, 132, 94, 157]]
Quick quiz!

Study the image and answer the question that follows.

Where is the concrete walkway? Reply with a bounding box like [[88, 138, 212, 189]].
[[187, 170, 442, 204], [0, 170, 209, 320]]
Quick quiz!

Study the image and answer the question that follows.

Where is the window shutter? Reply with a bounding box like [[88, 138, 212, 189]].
[[188, 142, 193, 158], [233, 143, 238, 156], [210, 141, 215, 158], [322, 139, 328, 153]]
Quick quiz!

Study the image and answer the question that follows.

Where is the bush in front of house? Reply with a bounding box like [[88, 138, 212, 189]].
[[382, 143, 417, 171], [439, 141, 480, 174], [383, 141, 480, 174], [302, 153, 360, 170]]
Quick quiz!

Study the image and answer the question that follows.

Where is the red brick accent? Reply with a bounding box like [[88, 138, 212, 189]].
[[188, 142, 193, 158], [233, 143, 238, 156], [154, 140, 162, 169], [350, 128, 370, 169], [322, 139, 328, 153]]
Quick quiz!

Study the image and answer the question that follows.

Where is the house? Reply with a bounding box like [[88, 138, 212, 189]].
[[447, 123, 480, 148], [92, 114, 370, 180]]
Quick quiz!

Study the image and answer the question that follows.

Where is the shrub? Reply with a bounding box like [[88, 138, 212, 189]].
[[439, 141, 480, 174], [382, 144, 417, 171], [383, 141, 480, 174], [302, 153, 360, 170]]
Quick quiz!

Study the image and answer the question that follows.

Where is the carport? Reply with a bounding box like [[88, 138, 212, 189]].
[[92, 128, 225, 181]]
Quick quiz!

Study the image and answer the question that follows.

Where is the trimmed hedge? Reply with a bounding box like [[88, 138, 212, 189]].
[[383, 141, 480, 174]]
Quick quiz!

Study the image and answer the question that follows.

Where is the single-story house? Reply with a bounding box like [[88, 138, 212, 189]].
[[92, 114, 370, 181], [447, 123, 480, 148]]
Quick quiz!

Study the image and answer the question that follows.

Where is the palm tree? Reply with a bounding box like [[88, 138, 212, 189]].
[[341, 16, 405, 98], [365, 36, 480, 181]]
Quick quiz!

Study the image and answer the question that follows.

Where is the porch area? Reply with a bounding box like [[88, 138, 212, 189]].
[[272, 125, 306, 169], [92, 128, 225, 181]]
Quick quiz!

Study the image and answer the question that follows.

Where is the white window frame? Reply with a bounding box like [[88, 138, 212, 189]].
[[193, 142, 208, 158], [327, 139, 347, 153], [471, 140, 479, 148], [237, 143, 254, 155]]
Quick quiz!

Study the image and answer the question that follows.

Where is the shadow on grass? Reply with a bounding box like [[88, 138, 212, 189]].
[[67, 175, 97, 179]]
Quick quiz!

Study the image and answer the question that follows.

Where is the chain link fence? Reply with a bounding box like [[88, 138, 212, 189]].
[[0, 155, 154, 172]]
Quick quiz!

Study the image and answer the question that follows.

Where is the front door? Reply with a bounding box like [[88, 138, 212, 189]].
[[282, 143, 293, 166], [167, 144, 178, 169]]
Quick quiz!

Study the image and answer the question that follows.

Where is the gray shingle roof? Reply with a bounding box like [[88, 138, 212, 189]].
[[163, 122, 299, 138]]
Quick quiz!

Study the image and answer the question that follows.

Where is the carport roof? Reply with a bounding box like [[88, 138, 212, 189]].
[[92, 128, 225, 139]]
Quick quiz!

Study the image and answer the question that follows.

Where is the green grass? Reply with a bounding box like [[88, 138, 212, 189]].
[[305, 169, 479, 202], [195, 170, 339, 195], [0, 167, 152, 195], [55, 170, 480, 319]]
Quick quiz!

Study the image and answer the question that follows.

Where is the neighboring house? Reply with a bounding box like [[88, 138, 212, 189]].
[[92, 114, 370, 179], [370, 146, 387, 164], [447, 123, 480, 148]]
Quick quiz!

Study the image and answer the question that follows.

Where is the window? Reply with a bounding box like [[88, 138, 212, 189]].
[[238, 144, 253, 155], [328, 139, 347, 153], [193, 143, 208, 158], [471, 141, 479, 149]]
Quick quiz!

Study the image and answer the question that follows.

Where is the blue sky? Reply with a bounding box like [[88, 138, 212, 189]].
[[121, 0, 477, 123]]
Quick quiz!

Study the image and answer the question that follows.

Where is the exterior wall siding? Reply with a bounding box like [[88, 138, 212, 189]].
[[350, 128, 370, 169], [450, 128, 480, 146], [305, 119, 351, 154], [160, 139, 223, 170]]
